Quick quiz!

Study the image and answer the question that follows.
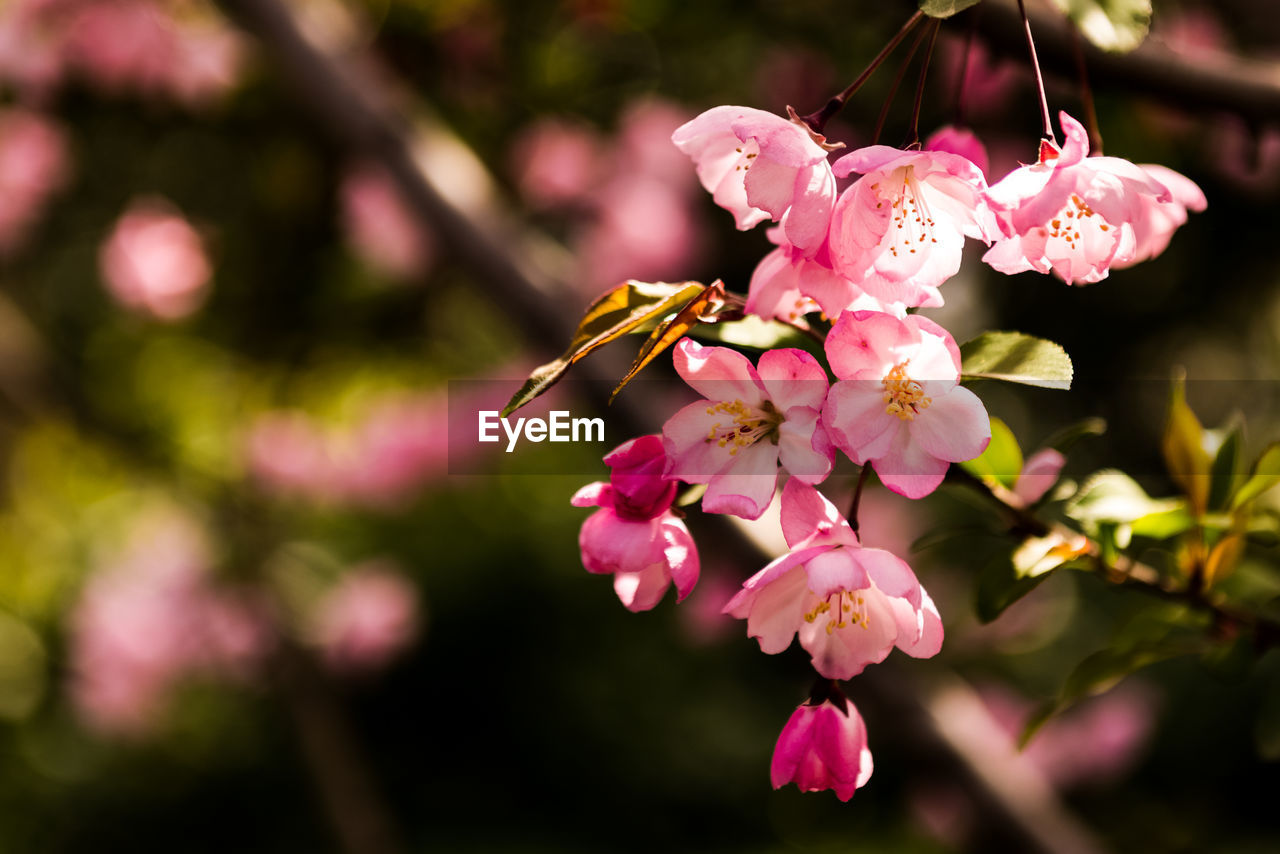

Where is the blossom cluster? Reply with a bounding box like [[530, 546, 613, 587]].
[[571, 103, 1202, 801]]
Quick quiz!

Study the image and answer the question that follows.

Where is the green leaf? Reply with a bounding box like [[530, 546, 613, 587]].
[[1162, 374, 1211, 516], [918, 0, 981, 18], [1066, 470, 1180, 528], [611, 280, 736, 403], [1048, 0, 1151, 53], [691, 314, 808, 350], [501, 280, 705, 417], [1023, 632, 1201, 746], [959, 331, 1073, 389], [1128, 503, 1195, 540], [1041, 417, 1107, 454], [1207, 423, 1244, 512], [1231, 443, 1280, 511], [974, 548, 1078, 624], [962, 416, 1023, 490]]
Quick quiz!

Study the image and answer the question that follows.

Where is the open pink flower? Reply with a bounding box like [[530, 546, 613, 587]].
[[672, 105, 835, 255], [1111, 164, 1206, 268], [828, 145, 997, 307], [663, 338, 833, 520], [745, 227, 901, 323], [723, 480, 942, 680], [772, 693, 873, 802], [822, 311, 990, 499], [572, 436, 698, 611], [983, 111, 1173, 284]]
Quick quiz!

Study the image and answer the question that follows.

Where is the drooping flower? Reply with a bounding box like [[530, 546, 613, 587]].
[[982, 111, 1173, 284], [672, 105, 836, 255], [1111, 164, 1206, 268], [822, 310, 990, 499], [772, 692, 873, 802], [571, 436, 699, 611], [663, 338, 833, 520], [827, 145, 998, 307], [723, 479, 943, 680], [745, 227, 903, 324]]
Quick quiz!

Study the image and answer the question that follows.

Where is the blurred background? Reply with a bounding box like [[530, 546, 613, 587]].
[[0, 0, 1276, 851]]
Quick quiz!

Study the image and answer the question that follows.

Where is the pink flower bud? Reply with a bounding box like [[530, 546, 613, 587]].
[[771, 695, 873, 801], [604, 435, 677, 520]]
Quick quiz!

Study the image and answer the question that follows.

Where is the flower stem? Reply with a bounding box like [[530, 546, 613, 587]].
[[872, 21, 931, 146], [1017, 0, 1056, 144], [847, 464, 872, 540], [952, 5, 981, 125], [800, 10, 925, 133], [1069, 26, 1103, 153], [908, 18, 942, 147]]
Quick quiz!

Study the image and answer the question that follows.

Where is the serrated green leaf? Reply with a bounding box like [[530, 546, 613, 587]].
[[501, 280, 705, 417], [1231, 443, 1280, 511], [960, 331, 1073, 389], [918, 0, 982, 19], [962, 416, 1023, 490], [1048, 0, 1151, 53]]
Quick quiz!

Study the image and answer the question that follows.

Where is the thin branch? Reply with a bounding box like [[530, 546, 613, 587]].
[[946, 467, 1280, 648], [979, 0, 1280, 127], [1017, 0, 1056, 143], [799, 10, 924, 133]]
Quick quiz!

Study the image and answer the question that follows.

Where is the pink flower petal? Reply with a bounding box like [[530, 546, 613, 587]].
[[908, 386, 991, 463], [671, 338, 765, 407]]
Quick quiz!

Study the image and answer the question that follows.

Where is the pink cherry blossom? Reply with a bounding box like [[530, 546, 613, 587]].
[[1111, 164, 1206, 269], [571, 483, 699, 612], [99, 197, 212, 321], [828, 145, 997, 307], [313, 562, 421, 675], [771, 694, 873, 802], [672, 105, 836, 255], [822, 311, 990, 499], [982, 112, 1173, 284], [246, 391, 449, 509], [723, 480, 942, 680], [68, 508, 270, 736], [340, 161, 433, 280], [509, 118, 603, 209], [745, 227, 901, 323], [0, 108, 68, 254], [663, 338, 833, 520], [571, 436, 698, 611]]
